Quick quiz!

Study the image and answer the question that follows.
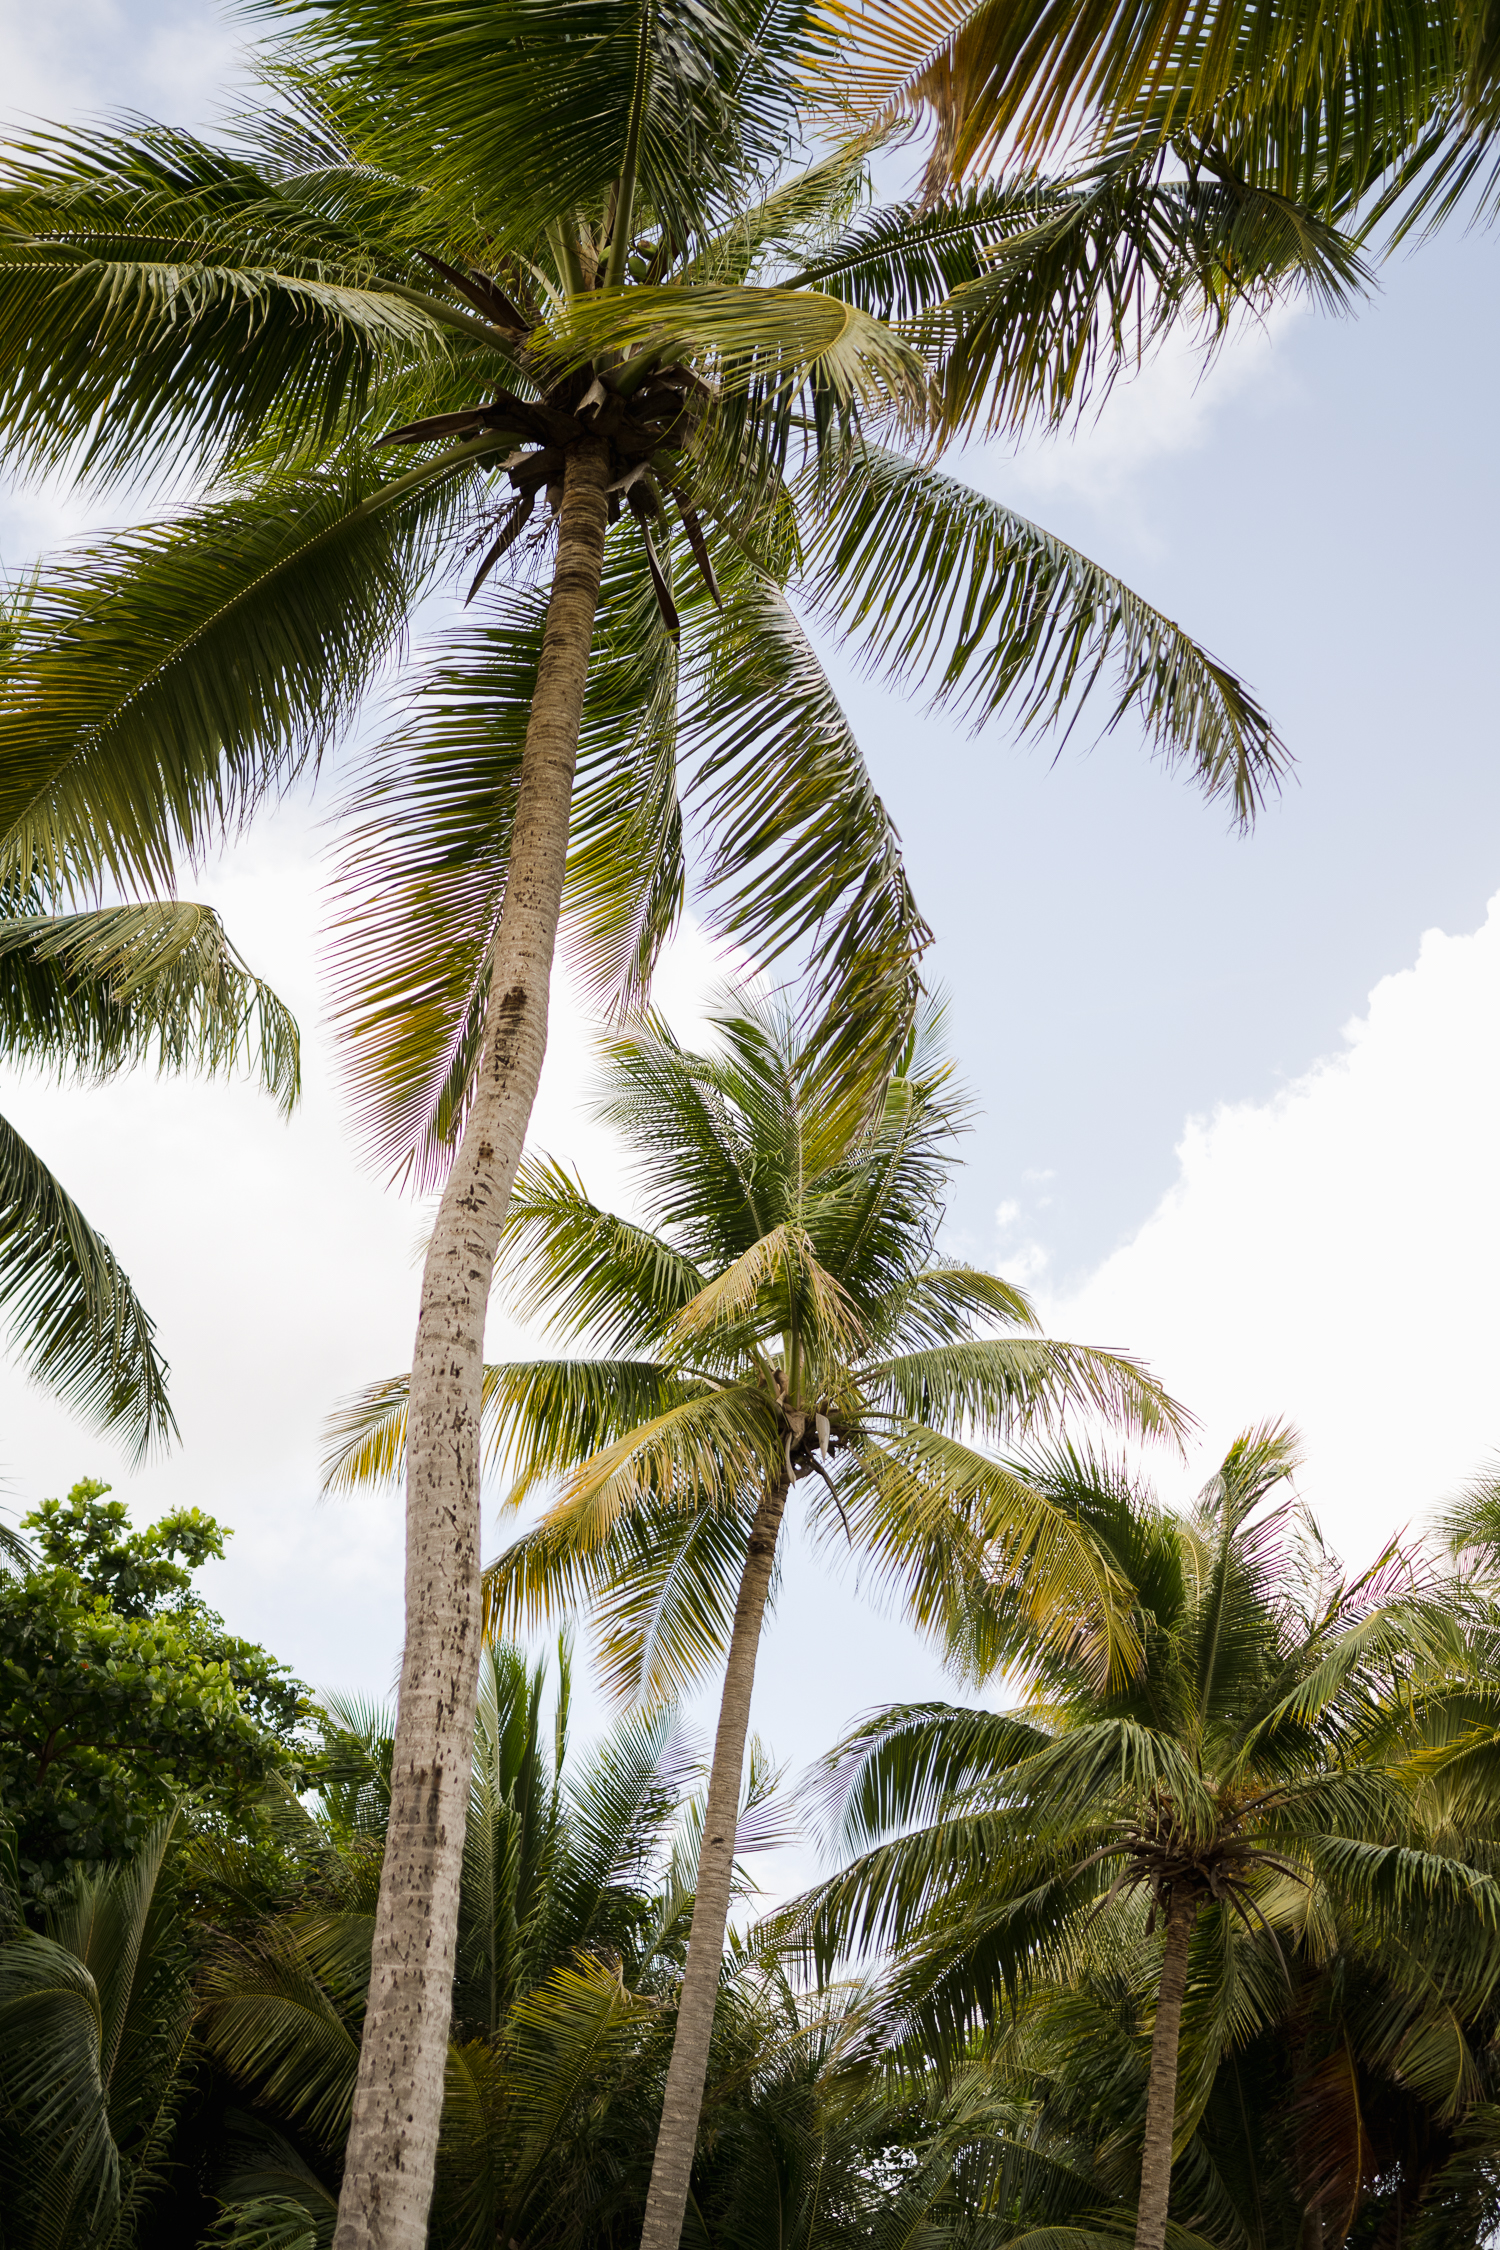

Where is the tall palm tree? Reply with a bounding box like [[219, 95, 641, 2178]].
[[0, 6, 1358, 2229], [787, 1426, 1434, 2250], [0, 896, 297, 1454], [325, 991, 1183, 2250]]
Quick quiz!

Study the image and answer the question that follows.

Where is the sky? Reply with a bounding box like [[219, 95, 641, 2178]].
[[2, 0, 1499, 1888]]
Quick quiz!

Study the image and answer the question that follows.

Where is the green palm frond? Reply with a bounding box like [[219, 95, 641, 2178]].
[[795, 161, 1365, 437], [499, 1156, 706, 1348], [540, 282, 928, 419], [804, 443, 1287, 828], [0, 901, 299, 1112], [807, 0, 1454, 180], [918, 156, 1368, 437], [198, 1912, 369, 2148], [838, 1426, 1144, 1685], [0, 121, 472, 489], [859, 1337, 1185, 1440], [502, 1956, 654, 2194], [684, 568, 932, 1098], [0, 1814, 192, 2250], [0, 458, 469, 896], [328, 533, 682, 1187], [0, 1111, 173, 1458], [321, 1357, 705, 1498], [586, 1486, 768, 1703], [546, 1384, 776, 1549], [302, 0, 806, 267]]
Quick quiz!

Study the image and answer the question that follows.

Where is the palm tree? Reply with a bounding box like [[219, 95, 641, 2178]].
[[0, 6, 1357, 2226], [0, 895, 297, 1455], [787, 1426, 1434, 2250], [325, 991, 1183, 2250]]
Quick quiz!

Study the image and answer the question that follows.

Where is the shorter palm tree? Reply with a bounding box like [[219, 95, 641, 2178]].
[[326, 992, 1182, 2250], [788, 1426, 1428, 2250], [0, 895, 297, 1452]]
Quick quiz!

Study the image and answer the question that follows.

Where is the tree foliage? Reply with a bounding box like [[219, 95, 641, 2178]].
[[0, 1481, 306, 1895]]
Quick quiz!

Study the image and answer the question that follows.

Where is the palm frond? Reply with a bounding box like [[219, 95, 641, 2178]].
[[803, 443, 1287, 829], [0, 900, 299, 1112], [684, 565, 932, 1099], [321, 1357, 705, 1499], [0, 1111, 174, 1457], [0, 457, 467, 896]]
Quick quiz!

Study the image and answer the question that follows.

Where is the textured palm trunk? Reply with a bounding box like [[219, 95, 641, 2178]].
[[1135, 1891, 1198, 2250], [639, 1477, 790, 2250], [333, 435, 612, 2250]]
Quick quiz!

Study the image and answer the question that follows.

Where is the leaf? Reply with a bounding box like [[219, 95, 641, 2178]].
[[0, 458, 468, 897], [0, 1111, 174, 1459], [0, 900, 299, 1114], [803, 443, 1288, 828]]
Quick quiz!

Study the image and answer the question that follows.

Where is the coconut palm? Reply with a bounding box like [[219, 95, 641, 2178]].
[[786, 1426, 1449, 2250], [0, 4, 1364, 2227], [0, 895, 297, 1455], [324, 990, 1183, 2250]]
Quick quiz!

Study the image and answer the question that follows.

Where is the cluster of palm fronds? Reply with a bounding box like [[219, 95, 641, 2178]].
[[7, 1443, 1500, 2250], [3, 0, 1500, 2244]]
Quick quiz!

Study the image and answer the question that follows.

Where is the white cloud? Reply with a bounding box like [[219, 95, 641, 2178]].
[[1040, 895, 1500, 1566], [0, 0, 247, 130]]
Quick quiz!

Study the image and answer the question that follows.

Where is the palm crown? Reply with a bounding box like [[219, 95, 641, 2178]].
[[790, 1427, 1438, 2250], [330, 996, 1178, 1693], [0, 0, 1356, 1147]]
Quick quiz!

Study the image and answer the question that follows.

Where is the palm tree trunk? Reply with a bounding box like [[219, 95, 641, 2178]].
[[639, 1476, 790, 2250], [1135, 1890, 1198, 2250], [333, 434, 612, 2250]]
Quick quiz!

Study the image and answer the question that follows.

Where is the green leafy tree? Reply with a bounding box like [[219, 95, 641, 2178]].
[[326, 992, 1181, 2250], [0, 1480, 306, 1895], [786, 1426, 1448, 2250], [0, 898, 297, 1455], [0, 3, 1362, 2226]]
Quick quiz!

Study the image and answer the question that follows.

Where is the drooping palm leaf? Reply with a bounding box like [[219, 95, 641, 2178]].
[[0, 1112, 173, 1458]]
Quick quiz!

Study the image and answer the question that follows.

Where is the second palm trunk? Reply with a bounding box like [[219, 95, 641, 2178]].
[[333, 437, 612, 2250], [638, 1477, 790, 2250]]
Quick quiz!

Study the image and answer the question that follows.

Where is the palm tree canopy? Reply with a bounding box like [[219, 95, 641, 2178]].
[[326, 994, 1185, 1700], [783, 1426, 1473, 2124], [0, 0, 1369, 1165]]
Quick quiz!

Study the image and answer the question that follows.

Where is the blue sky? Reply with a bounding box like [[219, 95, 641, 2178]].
[[3, 0, 1499, 1890]]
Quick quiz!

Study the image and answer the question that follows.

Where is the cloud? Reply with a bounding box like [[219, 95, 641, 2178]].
[[1040, 894, 1500, 1565]]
